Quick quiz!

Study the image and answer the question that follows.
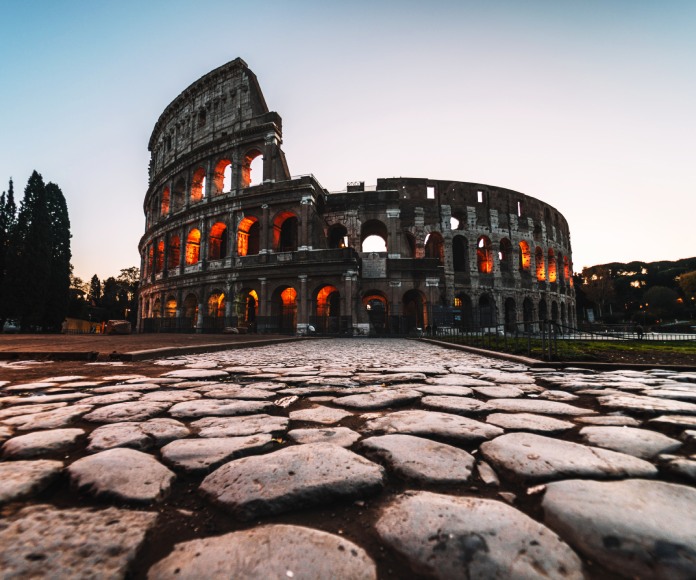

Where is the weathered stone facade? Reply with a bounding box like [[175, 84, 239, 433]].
[[139, 58, 575, 334]]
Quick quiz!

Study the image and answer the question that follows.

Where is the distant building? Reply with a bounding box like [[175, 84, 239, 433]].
[[139, 58, 575, 334]]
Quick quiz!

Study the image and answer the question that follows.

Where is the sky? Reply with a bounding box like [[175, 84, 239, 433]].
[[1, 0, 694, 282]]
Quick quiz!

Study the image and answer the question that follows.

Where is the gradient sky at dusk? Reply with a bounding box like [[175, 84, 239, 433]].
[[1, 0, 694, 281]]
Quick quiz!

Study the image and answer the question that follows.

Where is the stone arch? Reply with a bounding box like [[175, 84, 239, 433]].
[[504, 297, 517, 331], [213, 159, 233, 195], [207, 290, 226, 318], [499, 238, 512, 272], [165, 296, 177, 318], [313, 284, 341, 333], [241, 149, 263, 188], [535, 246, 546, 281], [539, 298, 548, 321], [361, 220, 388, 253], [455, 292, 473, 329], [237, 216, 260, 256], [270, 285, 297, 333], [362, 290, 388, 335], [424, 232, 444, 263], [477, 236, 493, 273], [172, 177, 185, 212], [155, 240, 165, 274], [185, 228, 201, 265], [234, 288, 258, 328], [453, 235, 468, 272], [191, 167, 206, 203], [183, 293, 198, 326], [561, 302, 567, 326], [273, 211, 298, 252], [160, 187, 170, 216], [478, 293, 496, 327], [403, 288, 427, 330], [551, 300, 559, 323], [168, 235, 180, 269], [548, 248, 557, 282], [519, 240, 531, 271], [208, 222, 228, 260], [152, 297, 162, 318], [328, 223, 348, 249], [523, 297, 534, 331]]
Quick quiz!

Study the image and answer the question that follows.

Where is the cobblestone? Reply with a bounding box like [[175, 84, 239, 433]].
[[0, 338, 695, 578]]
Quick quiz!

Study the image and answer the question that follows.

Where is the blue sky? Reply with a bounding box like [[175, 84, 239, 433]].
[[1, 0, 694, 281]]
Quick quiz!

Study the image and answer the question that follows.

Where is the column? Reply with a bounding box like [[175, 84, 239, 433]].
[[260, 204, 270, 253], [386, 208, 401, 258], [299, 195, 312, 250]]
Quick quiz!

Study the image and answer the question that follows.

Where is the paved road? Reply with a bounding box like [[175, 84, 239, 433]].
[[1, 339, 695, 578]]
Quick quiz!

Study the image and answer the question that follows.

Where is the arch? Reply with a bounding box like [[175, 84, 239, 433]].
[[185, 228, 201, 265], [213, 159, 232, 195], [563, 256, 570, 281], [234, 288, 258, 328], [424, 232, 444, 263], [403, 289, 427, 330], [548, 248, 557, 282], [404, 232, 416, 257], [450, 216, 460, 230], [152, 297, 162, 318], [172, 178, 185, 212], [168, 235, 180, 269], [146, 244, 154, 275], [237, 216, 260, 256], [271, 285, 297, 333], [273, 211, 298, 252], [208, 222, 228, 260], [535, 246, 546, 281], [361, 220, 388, 253], [479, 294, 496, 327], [519, 241, 531, 271], [328, 223, 348, 249], [453, 235, 468, 272], [561, 302, 567, 326], [183, 293, 198, 327], [477, 236, 493, 273], [539, 298, 548, 321], [155, 240, 165, 274], [551, 300, 559, 323], [523, 297, 534, 332], [208, 291, 226, 318], [314, 284, 341, 333], [241, 149, 263, 188], [362, 291, 388, 335], [191, 167, 206, 203], [499, 238, 512, 271], [504, 297, 517, 331], [455, 292, 473, 329], [160, 187, 170, 216], [165, 296, 177, 318]]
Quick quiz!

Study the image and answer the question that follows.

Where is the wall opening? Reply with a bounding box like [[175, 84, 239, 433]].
[[237, 216, 260, 256], [424, 232, 444, 263], [241, 150, 263, 188], [185, 229, 201, 265], [168, 235, 180, 269], [209, 222, 228, 260], [273, 211, 298, 252], [477, 236, 493, 273], [519, 241, 531, 271], [535, 246, 546, 281], [328, 224, 349, 249], [191, 167, 206, 203], [453, 235, 468, 272]]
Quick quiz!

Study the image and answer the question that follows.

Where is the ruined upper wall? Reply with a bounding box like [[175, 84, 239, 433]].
[[147, 58, 280, 182]]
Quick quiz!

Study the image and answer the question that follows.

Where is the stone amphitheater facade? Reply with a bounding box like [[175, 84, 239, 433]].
[[138, 58, 576, 334]]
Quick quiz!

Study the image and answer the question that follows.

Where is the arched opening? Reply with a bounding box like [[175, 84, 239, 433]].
[[363, 292, 388, 335], [453, 235, 468, 272], [523, 297, 534, 332], [234, 288, 258, 329], [147, 245, 154, 276], [183, 293, 198, 328], [241, 149, 263, 188], [551, 301, 559, 323], [499, 238, 512, 272], [314, 285, 341, 333], [477, 236, 493, 273], [328, 224, 349, 249], [535, 246, 546, 281], [548, 248, 557, 282], [191, 167, 206, 203], [165, 297, 177, 318], [160, 187, 170, 216], [185, 229, 201, 265], [563, 256, 570, 281], [361, 220, 388, 253], [424, 232, 444, 263], [533, 224, 542, 242], [152, 298, 162, 318], [504, 297, 517, 332], [208, 291, 226, 318], [539, 298, 548, 321], [237, 216, 260, 256], [404, 232, 416, 258], [403, 289, 427, 330], [450, 216, 461, 230], [519, 240, 531, 271], [561, 302, 567, 326], [172, 178, 185, 212], [208, 222, 228, 260], [168, 235, 180, 269], [455, 292, 473, 329], [479, 294, 496, 327], [213, 159, 232, 195], [271, 286, 297, 333], [273, 212, 298, 252], [155, 240, 164, 274]]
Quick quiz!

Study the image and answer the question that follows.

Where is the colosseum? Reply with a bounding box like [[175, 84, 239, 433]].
[[138, 58, 575, 335]]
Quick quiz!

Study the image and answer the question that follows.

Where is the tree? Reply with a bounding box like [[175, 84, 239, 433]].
[[644, 286, 680, 319], [42, 182, 72, 330], [88, 274, 102, 305], [581, 266, 616, 319], [678, 271, 696, 298], [0, 178, 17, 326]]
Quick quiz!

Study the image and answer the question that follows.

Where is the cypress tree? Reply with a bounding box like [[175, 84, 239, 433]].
[[0, 178, 17, 326], [88, 274, 102, 305], [42, 182, 72, 330]]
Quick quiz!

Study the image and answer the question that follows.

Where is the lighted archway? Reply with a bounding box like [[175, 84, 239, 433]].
[[191, 167, 206, 203], [185, 229, 201, 265], [213, 159, 232, 195], [147, 245, 154, 275], [563, 256, 570, 281], [165, 296, 177, 318], [160, 187, 170, 216], [548, 248, 557, 282], [183, 293, 198, 327], [155, 240, 165, 274], [273, 211, 298, 252], [241, 149, 263, 188], [208, 291, 226, 318], [362, 291, 388, 335], [519, 241, 531, 271], [237, 216, 260, 256], [209, 222, 228, 260], [477, 236, 493, 273], [234, 288, 258, 327], [314, 285, 341, 333], [168, 235, 180, 269], [271, 286, 297, 332]]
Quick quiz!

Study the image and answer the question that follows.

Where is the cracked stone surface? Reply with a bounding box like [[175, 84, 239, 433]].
[[1, 338, 695, 578]]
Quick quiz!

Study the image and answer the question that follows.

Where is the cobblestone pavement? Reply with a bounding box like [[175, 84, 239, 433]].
[[1, 339, 695, 579]]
